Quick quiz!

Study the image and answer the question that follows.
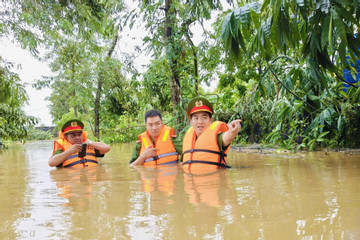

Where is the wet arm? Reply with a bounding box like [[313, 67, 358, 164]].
[[130, 153, 147, 166], [87, 141, 110, 154], [222, 119, 242, 147], [129, 142, 141, 164], [48, 144, 81, 167], [131, 145, 159, 166]]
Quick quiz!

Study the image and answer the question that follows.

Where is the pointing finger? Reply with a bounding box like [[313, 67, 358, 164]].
[[232, 119, 242, 124]]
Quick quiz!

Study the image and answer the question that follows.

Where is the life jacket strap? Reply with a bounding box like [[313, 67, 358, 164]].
[[144, 151, 178, 163], [66, 152, 96, 160], [182, 160, 231, 168], [63, 159, 98, 168], [183, 149, 227, 158], [183, 149, 230, 168]]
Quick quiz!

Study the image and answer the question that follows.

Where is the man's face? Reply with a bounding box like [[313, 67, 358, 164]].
[[190, 112, 212, 136], [65, 131, 83, 144], [146, 116, 163, 138]]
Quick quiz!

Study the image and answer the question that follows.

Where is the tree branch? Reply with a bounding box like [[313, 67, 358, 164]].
[[335, 71, 359, 89], [267, 63, 317, 111]]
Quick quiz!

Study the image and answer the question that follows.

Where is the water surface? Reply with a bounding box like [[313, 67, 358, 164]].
[[0, 141, 359, 239]]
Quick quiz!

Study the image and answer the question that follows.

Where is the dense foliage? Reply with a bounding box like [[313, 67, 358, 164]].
[[0, 57, 37, 141], [220, 0, 360, 149], [1, 0, 359, 149], [25, 125, 54, 141]]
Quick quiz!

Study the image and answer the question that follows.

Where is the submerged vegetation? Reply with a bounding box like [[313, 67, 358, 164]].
[[1, 0, 359, 150]]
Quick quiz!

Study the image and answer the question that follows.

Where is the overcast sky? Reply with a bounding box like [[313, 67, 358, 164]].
[[0, 38, 53, 126]]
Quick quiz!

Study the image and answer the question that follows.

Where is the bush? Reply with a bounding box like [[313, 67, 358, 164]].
[[101, 115, 145, 143], [216, 96, 280, 144], [341, 103, 360, 148], [25, 125, 54, 141]]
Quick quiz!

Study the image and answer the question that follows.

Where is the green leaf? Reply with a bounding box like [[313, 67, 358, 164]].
[[333, 5, 359, 26], [337, 115, 345, 133], [294, 100, 303, 110], [339, 90, 348, 98], [278, 105, 291, 121], [321, 109, 331, 124], [328, 13, 333, 51], [308, 94, 319, 101], [318, 131, 329, 138], [261, 0, 270, 12], [321, 15, 330, 50], [221, 12, 232, 40], [338, 40, 347, 66], [250, 8, 260, 29], [259, 81, 267, 97], [332, 9, 347, 47], [230, 12, 239, 37], [254, 89, 260, 103]]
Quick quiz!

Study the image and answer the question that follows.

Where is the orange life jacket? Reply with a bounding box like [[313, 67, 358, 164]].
[[139, 125, 179, 165], [53, 131, 98, 168], [182, 121, 231, 174]]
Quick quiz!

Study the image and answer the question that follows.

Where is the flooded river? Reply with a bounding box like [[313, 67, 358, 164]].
[[0, 141, 359, 239]]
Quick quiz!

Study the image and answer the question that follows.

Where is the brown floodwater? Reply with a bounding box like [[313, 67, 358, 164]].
[[0, 140, 359, 239]]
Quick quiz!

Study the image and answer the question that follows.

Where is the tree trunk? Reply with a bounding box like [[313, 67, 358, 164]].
[[94, 32, 118, 140], [164, 0, 184, 126], [94, 79, 103, 140], [185, 32, 198, 95], [71, 62, 78, 117]]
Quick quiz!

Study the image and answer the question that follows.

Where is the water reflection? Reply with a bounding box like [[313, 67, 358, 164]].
[[49, 167, 110, 209], [0, 143, 29, 239], [132, 165, 178, 197], [0, 142, 360, 239], [226, 151, 360, 239], [183, 169, 234, 208], [132, 164, 237, 209]]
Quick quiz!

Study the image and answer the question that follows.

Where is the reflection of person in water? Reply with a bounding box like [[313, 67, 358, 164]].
[[183, 169, 235, 208], [49, 167, 110, 209], [132, 165, 179, 206]]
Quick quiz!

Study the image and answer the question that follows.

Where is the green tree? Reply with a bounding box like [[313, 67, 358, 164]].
[[139, 0, 232, 126], [38, 41, 95, 122], [220, 1, 360, 149], [0, 57, 37, 140], [2, 0, 126, 140]]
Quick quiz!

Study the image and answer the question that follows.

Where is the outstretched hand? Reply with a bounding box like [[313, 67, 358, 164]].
[[222, 119, 242, 147], [228, 119, 242, 134]]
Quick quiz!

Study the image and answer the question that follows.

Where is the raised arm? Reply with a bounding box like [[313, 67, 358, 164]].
[[222, 119, 242, 147]]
